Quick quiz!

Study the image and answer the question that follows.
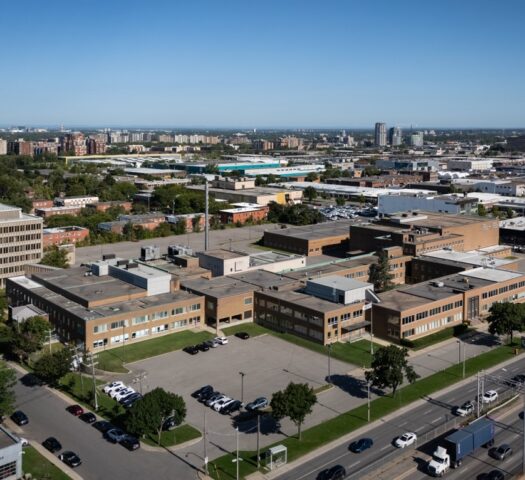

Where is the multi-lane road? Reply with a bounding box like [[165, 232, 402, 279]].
[[275, 355, 525, 480]]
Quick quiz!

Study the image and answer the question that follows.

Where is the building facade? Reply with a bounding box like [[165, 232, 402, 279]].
[[375, 123, 387, 147], [43, 226, 90, 247]]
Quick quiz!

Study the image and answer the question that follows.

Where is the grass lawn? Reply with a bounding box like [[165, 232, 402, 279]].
[[222, 323, 379, 367], [96, 330, 214, 372], [23, 446, 71, 480], [142, 424, 201, 448], [208, 343, 521, 479]]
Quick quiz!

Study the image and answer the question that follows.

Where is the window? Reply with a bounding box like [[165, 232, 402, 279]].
[[190, 303, 201, 311], [402, 329, 415, 338], [442, 303, 453, 312], [244, 297, 252, 305], [327, 316, 338, 326], [171, 319, 188, 329], [244, 310, 252, 319], [416, 311, 428, 320], [353, 310, 363, 318], [454, 300, 463, 308], [0, 461, 17, 479], [341, 313, 351, 321], [132, 315, 147, 325], [93, 323, 107, 333], [402, 315, 415, 325], [110, 320, 126, 330], [429, 307, 441, 316], [172, 307, 184, 315], [150, 311, 168, 321]]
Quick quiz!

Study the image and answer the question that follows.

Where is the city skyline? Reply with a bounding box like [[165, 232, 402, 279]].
[[1, 0, 524, 128]]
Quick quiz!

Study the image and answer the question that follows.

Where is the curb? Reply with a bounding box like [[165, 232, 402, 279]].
[[30, 442, 84, 480], [139, 429, 203, 453], [247, 351, 524, 480]]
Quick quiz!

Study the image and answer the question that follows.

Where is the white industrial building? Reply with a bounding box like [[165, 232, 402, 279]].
[[377, 193, 478, 215], [447, 158, 494, 172]]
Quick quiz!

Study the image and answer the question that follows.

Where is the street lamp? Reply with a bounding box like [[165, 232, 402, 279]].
[[239, 371, 246, 404], [327, 344, 332, 383], [370, 306, 374, 356]]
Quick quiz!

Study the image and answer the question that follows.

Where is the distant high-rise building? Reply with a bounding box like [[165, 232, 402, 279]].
[[374, 122, 387, 147], [408, 131, 424, 147], [0, 139, 7, 155], [388, 127, 403, 146]]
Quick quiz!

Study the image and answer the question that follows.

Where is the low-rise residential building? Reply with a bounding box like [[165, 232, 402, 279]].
[[30, 199, 54, 213], [35, 206, 82, 218], [55, 195, 99, 208], [211, 176, 256, 190], [6, 258, 205, 351], [166, 213, 206, 232], [219, 203, 269, 224], [89, 201, 133, 213], [43, 226, 89, 247]]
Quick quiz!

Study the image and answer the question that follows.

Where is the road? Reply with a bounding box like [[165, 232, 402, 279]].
[[11, 370, 200, 480], [73, 223, 282, 265], [275, 354, 525, 480]]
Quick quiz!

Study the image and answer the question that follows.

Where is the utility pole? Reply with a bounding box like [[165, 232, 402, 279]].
[[477, 371, 480, 418], [204, 407, 208, 476], [462, 341, 466, 379], [256, 413, 261, 469], [327, 344, 332, 383], [236, 427, 239, 480], [204, 180, 209, 251], [522, 389, 525, 475], [47, 329, 53, 354], [239, 372, 246, 404], [370, 307, 374, 356], [367, 379, 371, 422], [85, 353, 99, 411], [132, 371, 147, 395]]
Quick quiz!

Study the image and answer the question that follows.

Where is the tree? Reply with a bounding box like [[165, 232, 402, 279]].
[[304, 186, 317, 201], [204, 163, 219, 174], [305, 172, 319, 182], [0, 361, 16, 417], [365, 345, 419, 396], [41, 245, 69, 268], [336, 197, 345, 206], [0, 289, 7, 322], [486, 302, 524, 343], [33, 347, 73, 386], [477, 204, 487, 216], [9, 316, 50, 361], [368, 250, 394, 292], [270, 382, 317, 440], [126, 387, 186, 445]]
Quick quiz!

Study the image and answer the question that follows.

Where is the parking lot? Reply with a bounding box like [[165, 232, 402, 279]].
[[128, 333, 358, 462]]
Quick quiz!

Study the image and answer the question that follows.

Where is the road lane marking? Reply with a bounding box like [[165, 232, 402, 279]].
[[348, 460, 361, 468], [415, 426, 425, 432], [431, 417, 442, 423], [380, 445, 391, 451], [399, 421, 408, 426], [424, 409, 433, 414]]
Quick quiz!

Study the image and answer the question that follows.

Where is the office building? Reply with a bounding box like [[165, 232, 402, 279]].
[[388, 127, 403, 146], [377, 193, 478, 215], [0, 203, 43, 288], [219, 203, 269, 225], [0, 139, 7, 155], [6, 258, 205, 351], [375, 122, 387, 147], [407, 132, 424, 147]]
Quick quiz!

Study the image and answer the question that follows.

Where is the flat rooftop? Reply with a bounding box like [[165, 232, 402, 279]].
[[267, 220, 355, 241], [420, 249, 512, 268], [248, 251, 303, 267], [308, 275, 372, 291], [229, 270, 300, 290], [259, 289, 351, 313], [182, 276, 256, 298], [282, 256, 376, 280], [199, 249, 247, 260]]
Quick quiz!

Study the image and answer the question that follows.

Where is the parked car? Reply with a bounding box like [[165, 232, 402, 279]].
[[79, 412, 97, 424], [93, 420, 116, 433], [110, 386, 130, 399], [192, 385, 213, 399], [206, 393, 227, 407], [214, 397, 233, 412], [42, 437, 62, 453], [482, 390, 499, 404], [489, 444, 513, 460], [349, 438, 373, 453], [205, 339, 220, 348], [104, 428, 127, 443], [11, 411, 28, 426], [221, 400, 243, 415], [115, 388, 136, 401], [235, 332, 250, 340], [394, 432, 417, 448], [106, 383, 127, 395], [245, 397, 268, 411], [162, 416, 179, 431], [317, 464, 346, 480], [198, 389, 217, 403], [214, 336, 228, 345], [59, 451, 82, 468], [121, 393, 142, 408], [183, 345, 199, 355], [18, 437, 29, 447], [197, 342, 210, 352], [103, 381, 124, 394], [454, 401, 475, 417], [66, 404, 84, 416], [120, 434, 140, 451]]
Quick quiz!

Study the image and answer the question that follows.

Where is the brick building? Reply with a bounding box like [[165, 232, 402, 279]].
[[43, 226, 89, 247], [35, 206, 82, 218], [219, 203, 269, 225]]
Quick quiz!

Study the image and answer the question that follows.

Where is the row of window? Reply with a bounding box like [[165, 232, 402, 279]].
[[0, 223, 40, 233], [402, 313, 462, 338], [92, 316, 200, 348], [401, 301, 463, 325]]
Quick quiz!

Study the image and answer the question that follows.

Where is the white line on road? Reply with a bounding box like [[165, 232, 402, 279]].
[[348, 460, 361, 469], [424, 409, 433, 414], [431, 417, 442, 423], [415, 426, 425, 432], [398, 421, 408, 426], [380, 445, 391, 451]]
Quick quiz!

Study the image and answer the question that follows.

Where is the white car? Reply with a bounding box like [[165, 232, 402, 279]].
[[114, 388, 136, 401], [103, 381, 124, 394], [395, 432, 417, 448], [208, 394, 228, 408], [109, 386, 129, 398], [206, 339, 220, 348], [482, 390, 498, 404], [215, 336, 228, 345], [213, 397, 233, 412]]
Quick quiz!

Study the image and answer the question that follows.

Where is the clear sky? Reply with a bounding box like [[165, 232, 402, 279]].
[[1, 0, 524, 128]]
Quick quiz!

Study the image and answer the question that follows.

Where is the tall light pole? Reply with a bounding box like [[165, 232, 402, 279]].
[[327, 344, 332, 383], [370, 306, 374, 356], [236, 427, 240, 480], [239, 372, 245, 404], [367, 379, 371, 422], [462, 341, 466, 379], [204, 406, 208, 476]]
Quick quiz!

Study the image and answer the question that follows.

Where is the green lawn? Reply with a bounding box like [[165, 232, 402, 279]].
[[208, 344, 521, 479], [23, 446, 71, 480], [222, 323, 379, 367], [97, 330, 214, 372], [142, 424, 201, 448]]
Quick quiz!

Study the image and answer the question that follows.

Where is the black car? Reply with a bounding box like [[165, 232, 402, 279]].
[[120, 393, 142, 407], [42, 437, 62, 453], [120, 434, 140, 451], [191, 385, 213, 399], [349, 438, 373, 453], [199, 389, 218, 403], [162, 416, 179, 431], [509, 374, 525, 386], [221, 400, 243, 415], [197, 342, 210, 352], [317, 464, 346, 480], [93, 420, 116, 433], [235, 332, 250, 340], [489, 444, 513, 460], [11, 410, 28, 426], [59, 451, 82, 468], [183, 345, 199, 355], [79, 412, 97, 424], [478, 470, 505, 480]]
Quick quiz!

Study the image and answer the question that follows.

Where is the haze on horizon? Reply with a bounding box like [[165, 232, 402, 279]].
[[1, 0, 524, 129]]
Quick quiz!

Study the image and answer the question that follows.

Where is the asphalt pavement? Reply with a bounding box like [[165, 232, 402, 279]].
[[11, 370, 201, 480], [274, 354, 525, 480]]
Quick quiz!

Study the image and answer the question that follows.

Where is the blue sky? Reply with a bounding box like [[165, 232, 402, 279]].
[[1, 0, 524, 128]]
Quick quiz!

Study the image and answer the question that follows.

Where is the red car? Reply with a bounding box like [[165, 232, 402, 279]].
[[66, 404, 84, 416]]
